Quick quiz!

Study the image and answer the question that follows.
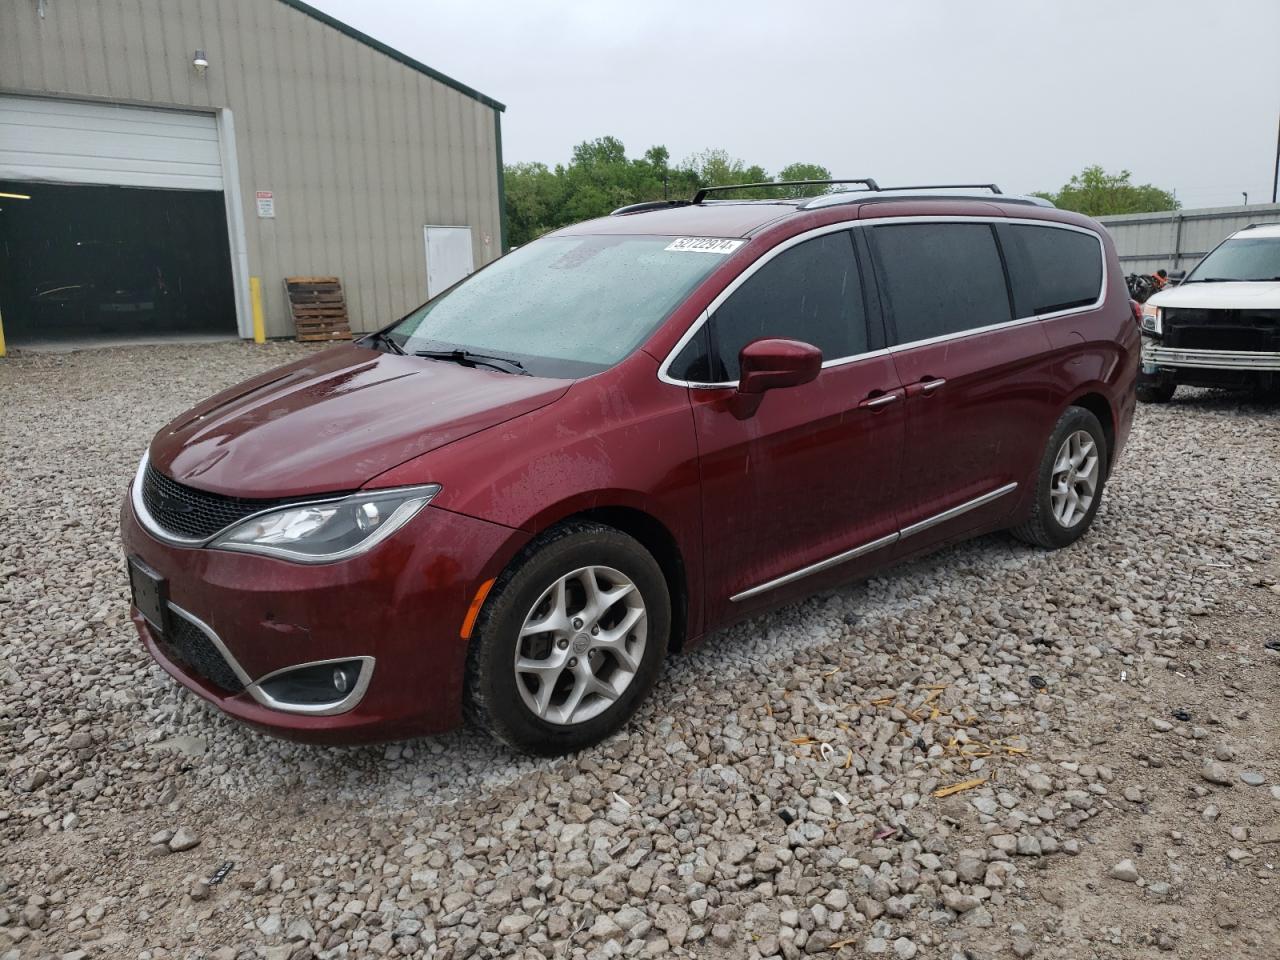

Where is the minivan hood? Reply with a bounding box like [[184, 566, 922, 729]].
[[1149, 280, 1280, 311], [150, 345, 571, 498]]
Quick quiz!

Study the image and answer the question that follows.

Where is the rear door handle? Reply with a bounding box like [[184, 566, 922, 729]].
[[905, 377, 947, 398]]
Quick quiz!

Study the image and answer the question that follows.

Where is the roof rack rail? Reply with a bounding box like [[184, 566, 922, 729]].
[[691, 178, 880, 204], [610, 199, 691, 216], [874, 183, 1003, 195]]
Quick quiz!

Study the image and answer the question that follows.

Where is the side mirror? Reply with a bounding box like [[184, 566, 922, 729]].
[[1167, 270, 1186, 284], [737, 338, 823, 394]]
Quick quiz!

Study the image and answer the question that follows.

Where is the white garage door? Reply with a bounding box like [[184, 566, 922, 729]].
[[0, 95, 223, 191]]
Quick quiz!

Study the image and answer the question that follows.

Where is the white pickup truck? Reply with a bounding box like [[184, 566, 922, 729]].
[[1138, 222, 1280, 402]]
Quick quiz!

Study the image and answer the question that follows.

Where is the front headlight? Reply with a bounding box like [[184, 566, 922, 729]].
[[1140, 304, 1162, 335], [209, 485, 440, 563]]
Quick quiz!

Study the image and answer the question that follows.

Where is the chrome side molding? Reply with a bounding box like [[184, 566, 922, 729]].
[[730, 482, 1018, 602], [730, 532, 900, 603], [898, 482, 1018, 539]]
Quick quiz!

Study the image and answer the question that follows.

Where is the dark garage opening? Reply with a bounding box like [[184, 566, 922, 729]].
[[0, 180, 237, 348]]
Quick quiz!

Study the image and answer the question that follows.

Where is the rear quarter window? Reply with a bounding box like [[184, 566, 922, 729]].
[[1002, 224, 1103, 316]]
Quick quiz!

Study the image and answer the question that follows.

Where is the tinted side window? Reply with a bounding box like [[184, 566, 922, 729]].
[[1004, 224, 1103, 315], [871, 223, 1012, 345], [708, 231, 867, 381]]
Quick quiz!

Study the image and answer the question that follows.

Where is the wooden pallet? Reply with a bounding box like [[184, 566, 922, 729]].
[[284, 276, 353, 342]]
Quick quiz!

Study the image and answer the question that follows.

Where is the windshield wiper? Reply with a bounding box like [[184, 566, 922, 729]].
[[1181, 277, 1233, 284], [362, 330, 404, 354], [413, 348, 528, 375]]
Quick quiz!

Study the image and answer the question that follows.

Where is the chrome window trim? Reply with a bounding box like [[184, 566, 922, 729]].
[[658, 215, 1108, 389], [163, 603, 374, 716], [729, 481, 1018, 603]]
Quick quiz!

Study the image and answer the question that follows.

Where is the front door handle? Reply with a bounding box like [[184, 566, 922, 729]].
[[859, 392, 900, 410]]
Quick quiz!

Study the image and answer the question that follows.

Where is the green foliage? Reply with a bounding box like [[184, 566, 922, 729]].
[[776, 162, 835, 198], [502, 138, 833, 247], [1033, 165, 1179, 217]]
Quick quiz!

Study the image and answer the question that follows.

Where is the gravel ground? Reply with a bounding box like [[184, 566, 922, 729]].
[[1, 342, 1278, 960]]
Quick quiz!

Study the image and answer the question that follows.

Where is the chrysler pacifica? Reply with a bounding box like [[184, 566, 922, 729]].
[[122, 180, 1139, 754]]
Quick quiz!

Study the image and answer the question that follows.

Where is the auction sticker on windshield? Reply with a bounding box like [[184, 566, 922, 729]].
[[665, 237, 745, 254]]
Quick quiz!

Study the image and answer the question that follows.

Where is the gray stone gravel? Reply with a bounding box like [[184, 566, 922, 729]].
[[1, 343, 1278, 959]]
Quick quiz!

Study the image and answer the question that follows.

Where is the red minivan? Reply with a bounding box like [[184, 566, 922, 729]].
[[121, 182, 1138, 754]]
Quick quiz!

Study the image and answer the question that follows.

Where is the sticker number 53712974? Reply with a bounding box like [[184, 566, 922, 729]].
[[664, 237, 745, 255]]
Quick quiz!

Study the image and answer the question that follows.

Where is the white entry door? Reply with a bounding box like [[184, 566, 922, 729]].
[[424, 226, 475, 299]]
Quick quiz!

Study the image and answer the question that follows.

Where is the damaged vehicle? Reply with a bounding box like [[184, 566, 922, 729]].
[[121, 180, 1138, 754], [1139, 222, 1280, 402]]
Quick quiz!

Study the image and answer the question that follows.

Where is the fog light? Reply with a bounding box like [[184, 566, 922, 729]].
[[256, 658, 368, 708]]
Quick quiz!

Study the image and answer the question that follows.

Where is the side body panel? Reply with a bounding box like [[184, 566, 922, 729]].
[[888, 323, 1053, 543], [688, 354, 906, 625]]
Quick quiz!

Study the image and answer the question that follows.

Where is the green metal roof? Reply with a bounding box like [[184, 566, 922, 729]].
[[278, 0, 505, 112]]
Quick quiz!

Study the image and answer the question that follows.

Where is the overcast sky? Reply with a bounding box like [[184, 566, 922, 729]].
[[310, 0, 1280, 208]]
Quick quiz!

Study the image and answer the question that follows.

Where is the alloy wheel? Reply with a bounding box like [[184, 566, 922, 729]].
[[513, 565, 647, 726], [1050, 429, 1099, 528]]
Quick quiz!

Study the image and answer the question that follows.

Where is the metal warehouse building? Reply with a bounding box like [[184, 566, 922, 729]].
[[1100, 202, 1280, 275], [0, 0, 505, 350]]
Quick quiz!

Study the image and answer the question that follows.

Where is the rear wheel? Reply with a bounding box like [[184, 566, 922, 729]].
[[1012, 407, 1109, 550], [464, 522, 669, 755]]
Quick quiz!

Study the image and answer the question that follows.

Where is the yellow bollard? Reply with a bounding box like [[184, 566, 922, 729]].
[[250, 276, 266, 344], [0, 307, 6, 358]]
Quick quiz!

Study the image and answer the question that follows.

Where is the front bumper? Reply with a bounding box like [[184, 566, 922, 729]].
[[121, 494, 528, 744], [1143, 343, 1280, 371]]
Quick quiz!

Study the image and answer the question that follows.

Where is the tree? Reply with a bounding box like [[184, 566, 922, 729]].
[[502, 137, 835, 246], [677, 149, 769, 199], [503, 162, 564, 249], [776, 162, 834, 198], [1033, 166, 1178, 217]]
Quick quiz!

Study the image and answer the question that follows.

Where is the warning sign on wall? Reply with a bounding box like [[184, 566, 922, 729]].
[[255, 191, 275, 218]]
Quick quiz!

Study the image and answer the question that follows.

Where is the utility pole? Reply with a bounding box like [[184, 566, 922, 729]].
[[1273, 111, 1279, 204]]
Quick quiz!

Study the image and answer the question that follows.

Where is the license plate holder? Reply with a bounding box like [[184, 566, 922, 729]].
[[128, 557, 169, 634]]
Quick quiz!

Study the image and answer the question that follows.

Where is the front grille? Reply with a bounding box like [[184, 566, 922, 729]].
[[1165, 308, 1280, 353], [156, 613, 245, 694], [141, 464, 290, 540]]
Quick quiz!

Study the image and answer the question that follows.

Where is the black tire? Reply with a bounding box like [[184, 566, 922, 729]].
[[1011, 406, 1109, 550], [464, 521, 669, 755], [1137, 382, 1176, 404]]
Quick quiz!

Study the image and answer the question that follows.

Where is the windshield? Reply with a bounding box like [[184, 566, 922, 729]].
[[1185, 236, 1280, 283], [386, 234, 731, 377]]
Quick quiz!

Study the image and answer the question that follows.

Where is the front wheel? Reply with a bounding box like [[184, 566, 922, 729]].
[[464, 522, 669, 755], [1011, 407, 1109, 550]]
